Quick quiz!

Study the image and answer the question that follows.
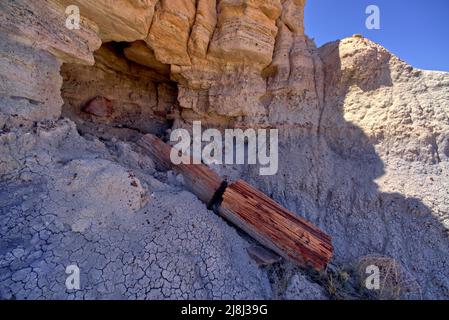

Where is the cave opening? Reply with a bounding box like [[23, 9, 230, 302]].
[[60, 41, 178, 142]]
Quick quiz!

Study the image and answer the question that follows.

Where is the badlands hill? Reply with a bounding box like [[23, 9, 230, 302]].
[[0, 0, 448, 299]]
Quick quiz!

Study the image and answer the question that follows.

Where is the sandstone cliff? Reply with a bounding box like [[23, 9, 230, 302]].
[[0, 0, 448, 300]]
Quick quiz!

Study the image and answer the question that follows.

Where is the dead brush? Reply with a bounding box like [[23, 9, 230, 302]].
[[356, 255, 422, 300]]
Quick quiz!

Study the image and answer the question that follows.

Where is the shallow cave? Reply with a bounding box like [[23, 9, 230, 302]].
[[60, 41, 178, 142]]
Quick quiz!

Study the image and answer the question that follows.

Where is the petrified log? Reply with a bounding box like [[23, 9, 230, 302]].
[[137, 133, 174, 170], [218, 180, 333, 270], [137, 134, 333, 270], [138, 134, 224, 206]]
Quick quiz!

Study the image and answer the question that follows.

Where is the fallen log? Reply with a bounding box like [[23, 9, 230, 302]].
[[137, 134, 333, 270]]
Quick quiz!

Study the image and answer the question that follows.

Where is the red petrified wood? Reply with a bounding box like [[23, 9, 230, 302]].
[[138, 134, 333, 271], [218, 180, 333, 270]]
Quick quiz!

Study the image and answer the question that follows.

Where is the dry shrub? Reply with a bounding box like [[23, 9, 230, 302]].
[[356, 255, 422, 300]]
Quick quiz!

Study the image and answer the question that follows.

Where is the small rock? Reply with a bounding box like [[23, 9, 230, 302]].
[[82, 96, 114, 118], [12, 248, 25, 259], [247, 245, 281, 266], [19, 172, 33, 182]]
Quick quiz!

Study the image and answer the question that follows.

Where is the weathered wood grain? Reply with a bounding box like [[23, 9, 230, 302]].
[[218, 180, 333, 270]]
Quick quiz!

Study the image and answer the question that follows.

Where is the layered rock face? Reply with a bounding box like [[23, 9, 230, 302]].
[[1, 0, 448, 300], [172, 0, 301, 124], [0, 0, 100, 126]]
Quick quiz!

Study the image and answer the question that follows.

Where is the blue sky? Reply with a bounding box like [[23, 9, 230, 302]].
[[305, 0, 449, 72]]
